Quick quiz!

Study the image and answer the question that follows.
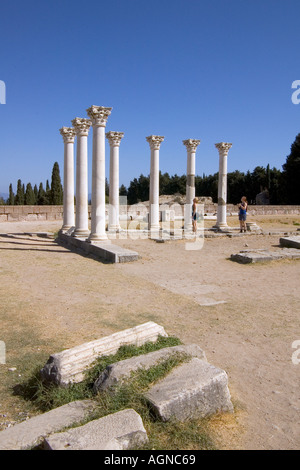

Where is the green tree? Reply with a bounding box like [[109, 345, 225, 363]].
[[33, 184, 38, 204], [37, 182, 47, 205], [15, 179, 25, 205], [8, 183, 15, 205], [25, 183, 36, 205], [282, 133, 300, 204], [119, 184, 128, 196], [50, 162, 63, 205]]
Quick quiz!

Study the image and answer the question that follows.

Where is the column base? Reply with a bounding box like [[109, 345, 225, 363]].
[[87, 232, 108, 243], [72, 229, 90, 239]]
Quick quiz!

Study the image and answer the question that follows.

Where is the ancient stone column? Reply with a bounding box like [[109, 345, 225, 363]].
[[215, 142, 232, 229], [106, 131, 124, 232], [146, 135, 164, 234], [183, 139, 201, 231], [71, 117, 92, 238], [86, 105, 112, 241], [59, 127, 76, 232]]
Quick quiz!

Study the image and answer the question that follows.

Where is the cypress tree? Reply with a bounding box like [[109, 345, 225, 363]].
[[8, 183, 15, 205], [25, 183, 36, 205], [33, 184, 38, 204], [37, 182, 47, 205], [15, 179, 25, 205], [50, 162, 63, 205]]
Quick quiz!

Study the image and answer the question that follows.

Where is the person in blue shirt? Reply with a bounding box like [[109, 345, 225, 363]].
[[238, 196, 248, 233]]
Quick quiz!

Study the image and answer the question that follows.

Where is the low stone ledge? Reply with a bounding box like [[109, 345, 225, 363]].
[[0, 400, 94, 450], [279, 236, 300, 249], [57, 231, 139, 263], [40, 322, 168, 386], [43, 409, 148, 450], [93, 344, 207, 392], [145, 357, 233, 422]]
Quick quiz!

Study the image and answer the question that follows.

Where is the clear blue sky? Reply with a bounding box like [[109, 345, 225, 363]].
[[0, 0, 299, 195]]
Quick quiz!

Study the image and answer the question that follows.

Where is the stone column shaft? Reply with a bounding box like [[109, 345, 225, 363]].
[[59, 127, 75, 231], [87, 105, 112, 241], [215, 142, 232, 228], [72, 118, 92, 238], [183, 139, 200, 231], [106, 131, 124, 232], [146, 135, 164, 233]]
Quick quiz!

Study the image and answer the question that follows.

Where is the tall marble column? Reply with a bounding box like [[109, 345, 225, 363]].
[[106, 131, 124, 232], [59, 127, 75, 232], [71, 117, 92, 238], [86, 105, 112, 241], [183, 139, 200, 231], [215, 142, 232, 229], [146, 135, 164, 233]]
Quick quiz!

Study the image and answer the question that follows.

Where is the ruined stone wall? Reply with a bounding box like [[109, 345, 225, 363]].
[[0, 204, 299, 222]]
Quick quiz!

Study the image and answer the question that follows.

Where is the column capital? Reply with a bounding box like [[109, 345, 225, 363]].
[[146, 135, 164, 150], [106, 131, 124, 147], [86, 105, 112, 127], [183, 139, 201, 152], [215, 142, 232, 156], [71, 118, 92, 136], [59, 127, 76, 144]]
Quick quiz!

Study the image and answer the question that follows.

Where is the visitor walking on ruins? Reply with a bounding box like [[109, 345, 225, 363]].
[[192, 197, 198, 232], [238, 196, 248, 232]]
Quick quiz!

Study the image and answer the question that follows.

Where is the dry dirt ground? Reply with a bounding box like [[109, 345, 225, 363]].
[[0, 214, 299, 450]]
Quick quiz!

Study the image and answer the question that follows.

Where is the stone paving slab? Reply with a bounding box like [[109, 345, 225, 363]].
[[145, 357, 233, 422], [0, 400, 94, 450], [93, 344, 207, 392], [40, 322, 168, 386], [279, 236, 300, 249], [231, 248, 300, 264], [43, 409, 148, 450]]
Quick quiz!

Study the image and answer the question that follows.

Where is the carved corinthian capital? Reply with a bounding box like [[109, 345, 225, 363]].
[[71, 118, 92, 136], [86, 105, 112, 127], [215, 142, 232, 156], [146, 135, 164, 150], [183, 139, 201, 152], [59, 127, 76, 144], [106, 131, 124, 147]]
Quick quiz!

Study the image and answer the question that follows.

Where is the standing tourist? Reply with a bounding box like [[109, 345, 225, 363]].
[[238, 196, 248, 232]]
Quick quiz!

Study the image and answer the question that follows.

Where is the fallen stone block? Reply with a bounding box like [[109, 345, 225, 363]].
[[231, 248, 300, 264], [43, 409, 148, 450], [279, 236, 300, 249], [93, 344, 207, 392], [0, 400, 94, 450], [145, 357, 233, 421], [40, 322, 168, 386]]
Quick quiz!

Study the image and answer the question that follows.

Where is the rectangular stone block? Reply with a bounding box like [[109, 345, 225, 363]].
[[94, 344, 207, 392], [145, 357, 233, 421], [0, 400, 94, 450], [43, 409, 148, 450], [280, 236, 300, 249], [40, 322, 168, 386]]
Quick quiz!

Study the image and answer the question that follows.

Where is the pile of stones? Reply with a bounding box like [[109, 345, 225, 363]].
[[0, 322, 233, 450]]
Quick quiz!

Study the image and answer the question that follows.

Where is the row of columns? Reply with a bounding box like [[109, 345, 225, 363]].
[[60, 108, 232, 237]]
